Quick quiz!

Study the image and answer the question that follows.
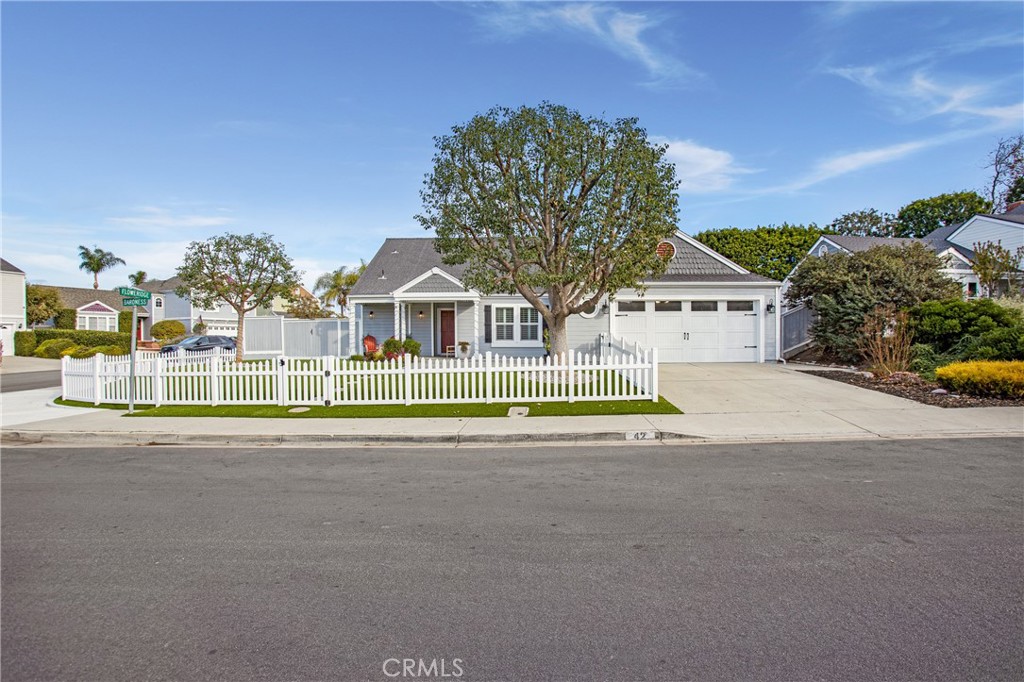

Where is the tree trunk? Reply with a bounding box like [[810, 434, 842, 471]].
[[235, 309, 245, 363], [548, 314, 569, 361], [93, 273, 99, 289]]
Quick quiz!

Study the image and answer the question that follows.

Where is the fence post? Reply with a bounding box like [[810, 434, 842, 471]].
[[485, 352, 493, 404], [567, 351, 575, 403], [278, 356, 287, 406], [210, 356, 220, 406], [651, 347, 658, 402], [154, 355, 163, 407], [61, 355, 68, 400], [403, 350, 411, 403], [93, 353, 103, 405]]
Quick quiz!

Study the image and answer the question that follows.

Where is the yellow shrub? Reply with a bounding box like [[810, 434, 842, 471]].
[[935, 361, 1024, 399]]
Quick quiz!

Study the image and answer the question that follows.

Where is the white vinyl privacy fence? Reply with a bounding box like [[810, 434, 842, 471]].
[[243, 317, 349, 358], [62, 347, 658, 407]]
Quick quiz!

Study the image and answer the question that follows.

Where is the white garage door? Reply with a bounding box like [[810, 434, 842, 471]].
[[615, 300, 760, 362]]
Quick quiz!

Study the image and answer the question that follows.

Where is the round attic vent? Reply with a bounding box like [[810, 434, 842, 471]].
[[656, 241, 676, 260]]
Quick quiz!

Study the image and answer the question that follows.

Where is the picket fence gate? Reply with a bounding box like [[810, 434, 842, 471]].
[[62, 348, 659, 407]]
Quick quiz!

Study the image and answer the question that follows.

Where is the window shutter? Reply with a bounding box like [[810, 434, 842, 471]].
[[484, 305, 491, 343]]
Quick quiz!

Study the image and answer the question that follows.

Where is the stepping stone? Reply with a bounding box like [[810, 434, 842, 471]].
[[507, 407, 529, 418], [288, 407, 311, 413]]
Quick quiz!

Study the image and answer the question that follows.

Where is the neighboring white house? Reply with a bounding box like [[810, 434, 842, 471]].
[[348, 233, 782, 363], [1, 258, 27, 356], [33, 286, 145, 338], [782, 202, 1024, 307]]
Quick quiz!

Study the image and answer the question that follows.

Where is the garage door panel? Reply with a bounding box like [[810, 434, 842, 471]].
[[616, 299, 761, 363]]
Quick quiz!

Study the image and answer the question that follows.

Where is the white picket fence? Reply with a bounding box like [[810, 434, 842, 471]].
[[61, 348, 659, 406]]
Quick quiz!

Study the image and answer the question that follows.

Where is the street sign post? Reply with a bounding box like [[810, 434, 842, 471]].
[[116, 288, 149, 415]]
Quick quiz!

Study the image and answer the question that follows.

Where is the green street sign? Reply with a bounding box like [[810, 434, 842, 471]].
[[118, 287, 151, 299], [122, 297, 150, 306]]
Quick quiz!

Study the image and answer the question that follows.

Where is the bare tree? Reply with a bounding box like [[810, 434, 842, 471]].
[[985, 134, 1024, 211]]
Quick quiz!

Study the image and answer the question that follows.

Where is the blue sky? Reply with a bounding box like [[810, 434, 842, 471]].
[[3, 1, 1022, 289]]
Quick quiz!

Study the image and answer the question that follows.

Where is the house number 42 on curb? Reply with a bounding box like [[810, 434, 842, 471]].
[[625, 431, 657, 441]]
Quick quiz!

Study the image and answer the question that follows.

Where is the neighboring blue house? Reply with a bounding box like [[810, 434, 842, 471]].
[[348, 234, 783, 363]]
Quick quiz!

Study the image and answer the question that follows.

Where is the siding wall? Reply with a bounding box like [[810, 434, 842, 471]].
[[951, 218, 1024, 252], [0, 272, 26, 325]]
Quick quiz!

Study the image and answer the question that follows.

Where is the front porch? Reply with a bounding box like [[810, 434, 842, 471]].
[[350, 299, 482, 357]]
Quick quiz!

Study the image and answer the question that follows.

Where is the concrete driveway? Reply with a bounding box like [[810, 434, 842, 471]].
[[657, 362, 919, 414]]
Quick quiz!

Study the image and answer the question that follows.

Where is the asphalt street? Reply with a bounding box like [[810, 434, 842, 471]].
[[2, 439, 1022, 681], [0, 369, 61, 393]]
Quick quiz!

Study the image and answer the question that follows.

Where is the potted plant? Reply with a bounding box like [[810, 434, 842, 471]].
[[457, 340, 470, 358]]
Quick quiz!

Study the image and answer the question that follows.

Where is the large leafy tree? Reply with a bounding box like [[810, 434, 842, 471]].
[[827, 208, 900, 238], [77, 245, 125, 290], [785, 243, 961, 362], [984, 134, 1024, 211], [895, 191, 992, 238], [693, 224, 824, 281], [417, 103, 679, 358], [175, 232, 301, 362], [26, 284, 62, 326], [314, 261, 366, 317]]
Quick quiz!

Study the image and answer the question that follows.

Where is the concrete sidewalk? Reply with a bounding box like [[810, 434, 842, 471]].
[[2, 385, 1021, 448]]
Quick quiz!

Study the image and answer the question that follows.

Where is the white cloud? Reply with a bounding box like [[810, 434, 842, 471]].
[[653, 137, 754, 193], [107, 206, 235, 230], [476, 3, 701, 88], [828, 66, 1022, 127]]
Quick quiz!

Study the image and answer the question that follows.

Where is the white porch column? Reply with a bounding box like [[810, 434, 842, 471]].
[[473, 300, 480, 355], [393, 302, 401, 340], [348, 306, 358, 356]]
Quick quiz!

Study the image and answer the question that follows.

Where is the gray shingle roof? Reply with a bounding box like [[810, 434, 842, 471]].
[[351, 234, 776, 296], [139, 276, 184, 293], [404, 273, 465, 293], [40, 286, 131, 312], [349, 238, 469, 296], [1, 258, 24, 274], [825, 235, 920, 252]]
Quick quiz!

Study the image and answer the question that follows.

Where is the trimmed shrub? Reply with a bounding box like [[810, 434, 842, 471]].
[[34, 338, 76, 359], [70, 344, 129, 359], [910, 298, 1023, 354], [54, 308, 77, 329], [118, 310, 133, 333], [59, 345, 84, 357], [14, 331, 37, 356], [151, 320, 186, 343], [35, 329, 130, 351], [402, 337, 422, 357], [936, 361, 1024, 399], [348, 354, 366, 362]]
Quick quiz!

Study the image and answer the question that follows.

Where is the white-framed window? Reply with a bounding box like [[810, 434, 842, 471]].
[[495, 307, 514, 342], [520, 307, 540, 341], [154, 298, 163, 308], [77, 315, 117, 331], [492, 305, 543, 347]]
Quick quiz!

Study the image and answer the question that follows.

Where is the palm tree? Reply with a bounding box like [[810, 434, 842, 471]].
[[128, 270, 147, 287], [78, 245, 126, 290], [314, 260, 366, 317]]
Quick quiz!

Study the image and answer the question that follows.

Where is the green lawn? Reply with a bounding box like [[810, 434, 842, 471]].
[[54, 397, 681, 418]]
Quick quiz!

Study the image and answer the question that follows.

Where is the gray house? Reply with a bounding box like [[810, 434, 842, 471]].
[[348, 233, 782, 363]]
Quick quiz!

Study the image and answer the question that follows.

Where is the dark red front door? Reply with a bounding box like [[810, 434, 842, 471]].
[[440, 310, 455, 354]]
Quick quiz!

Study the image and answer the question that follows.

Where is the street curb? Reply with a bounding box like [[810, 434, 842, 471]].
[[3, 428, 1020, 448], [0, 428, 699, 447]]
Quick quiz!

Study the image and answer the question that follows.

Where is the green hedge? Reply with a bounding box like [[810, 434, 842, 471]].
[[54, 308, 77, 329], [35, 329, 130, 351], [35, 338, 77, 359], [70, 344, 129, 359], [118, 310, 133, 333], [936, 361, 1024, 399], [14, 331, 37, 356]]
